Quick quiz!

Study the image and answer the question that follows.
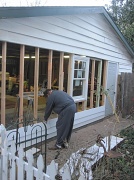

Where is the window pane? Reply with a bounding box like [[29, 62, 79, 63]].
[[74, 61, 78, 69], [77, 70, 82, 78], [74, 70, 77, 78], [82, 70, 85, 78], [82, 62, 86, 69], [79, 61, 82, 69], [73, 80, 83, 96]]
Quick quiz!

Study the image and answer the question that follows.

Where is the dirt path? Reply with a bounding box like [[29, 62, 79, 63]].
[[45, 115, 134, 169]]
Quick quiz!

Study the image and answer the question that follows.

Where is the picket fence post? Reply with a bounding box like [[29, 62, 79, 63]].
[[26, 150, 34, 179], [2, 139, 9, 180], [1, 125, 8, 180], [61, 166, 71, 180], [78, 175, 86, 180], [36, 155, 45, 179], [46, 160, 58, 180], [17, 144, 24, 180], [9, 141, 17, 180]]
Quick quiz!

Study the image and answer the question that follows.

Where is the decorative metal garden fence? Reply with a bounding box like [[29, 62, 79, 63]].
[[6, 117, 47, 172]]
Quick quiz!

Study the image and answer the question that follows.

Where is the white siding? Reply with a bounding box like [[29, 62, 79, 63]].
[[118, 62, 132, 73], [47, 106, 105, 138], [7, 106, 105, 145], [0, 14, 133, 73], [74, 106, 105, 128]]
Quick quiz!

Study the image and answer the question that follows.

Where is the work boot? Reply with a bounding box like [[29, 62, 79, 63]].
[[48, 144, 62, 150]]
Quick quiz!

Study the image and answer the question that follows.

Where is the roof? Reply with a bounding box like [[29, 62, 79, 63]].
[[0, 6, 134, 57]]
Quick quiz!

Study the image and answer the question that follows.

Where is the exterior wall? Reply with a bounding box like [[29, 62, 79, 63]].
[[0, 13, 133, 139], [118, 62, 132, 74], [0, 14, 133, 74], [7, 106, 105, 145]]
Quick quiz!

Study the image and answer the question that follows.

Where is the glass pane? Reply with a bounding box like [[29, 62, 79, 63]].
[[73, 80, 83, 96], [82, 62, 86, 69], [77, 70, 82, 78], [74, 70, 77, 78], [82, 70, 85, 78], [74, 61, 78, 69], [79, 61, 82, 69]]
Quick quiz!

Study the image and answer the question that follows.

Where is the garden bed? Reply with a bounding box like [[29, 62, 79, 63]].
[[92, 125, 134, 180], [59, 135, 124, 179]]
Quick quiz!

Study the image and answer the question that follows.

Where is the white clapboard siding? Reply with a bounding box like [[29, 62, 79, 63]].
[[0, 16, 129, 61], [0, 27, 131, 71], [57, 14, 126, 50], [42, 106, 104, 134], [0, 19, 123, 60], [0, 12, 132, 73], [58, 15, 132, 61], [40, 15, 132, 64], [6, 107, 105, 147], [6, 17, 123, 56], [119, 63, 132, 73], [74, 106, 105, 129], [49, 106, 104, 139]]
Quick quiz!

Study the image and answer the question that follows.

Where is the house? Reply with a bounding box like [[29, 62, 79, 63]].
[[0, 6, 134, 139]]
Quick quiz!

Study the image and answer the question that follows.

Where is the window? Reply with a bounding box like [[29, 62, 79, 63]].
[[73, 60, 86, 97], [68, 55, 89, 108]]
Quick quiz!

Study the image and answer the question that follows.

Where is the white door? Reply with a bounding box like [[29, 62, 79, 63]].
[[105, 62, 118, 116]]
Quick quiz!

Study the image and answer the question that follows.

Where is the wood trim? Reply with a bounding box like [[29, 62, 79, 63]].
[[82, 101, 87, 111], [95, 60, 102, 107], [67, 54, 73, 95], [95, 61, 102, 107], [34, 47, 39, 119], [47, 50, 53, 89], [59, 52, 64, 90], [19, 45, 25, 122], [90, 60, 95, 108], [1, 42, 7, 125], [101, 60, 108, 106]]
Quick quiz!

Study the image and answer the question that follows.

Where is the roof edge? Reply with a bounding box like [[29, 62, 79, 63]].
[[0, 6, 104, 19]]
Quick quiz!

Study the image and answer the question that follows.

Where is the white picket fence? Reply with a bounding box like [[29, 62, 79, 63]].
[[0, 125, 86, 180], [0, 124, 124, 180]]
